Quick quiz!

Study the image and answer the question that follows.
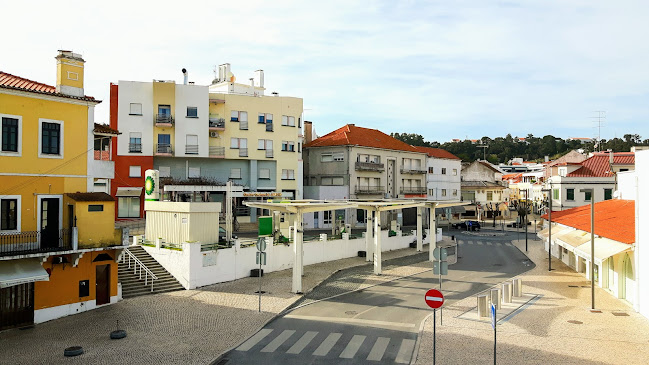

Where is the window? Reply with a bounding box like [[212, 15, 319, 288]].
[[298, 117, 302, 128], [230, 168, 242, 179], [129, 132, 142, 153], [442, 189, 447, 197], [129, 166, 142, 177], [282, 115, 296, 126], [88, 205, 104, 212], [1, 198, 18, 231], [453, 169, 457, 176], [230, 137, 247, 149], [441, 168, 447, 175], [1, 117, 19, 153], [258, 139, 273, 150], [553, 189, 559, 199], [230, 110, 248, 122], [158, 104, 171, 116], [282, 169, 295, 180], [322, 154, 333, 162], [566, 188, 575, 201], [158, 166, 171, 178], [298, 143, 301, 153], [453, 189, 458, 196], [186, 107, 198, 118], [265, 113, 273, 125], [428, 167, 434, 174], [584, 190, 592, 202], [604, 188, 613, 200], [429, 189, 435, 196], [118, 197, 140, 218], [186, 134, 198, 154], [188, 167, 200, 179], [487, 191, 493, 200], [129, 103, 142, 115], [282, 141, 295, 152], [321, 176, 344, 186], [323, 211, 332, 225], [259, 168, 270, 179], [322, 152, 343, 161], [40, 120, 62, 156]]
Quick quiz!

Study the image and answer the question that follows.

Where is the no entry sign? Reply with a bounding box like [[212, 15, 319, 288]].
[[425, 289, 444, 309]]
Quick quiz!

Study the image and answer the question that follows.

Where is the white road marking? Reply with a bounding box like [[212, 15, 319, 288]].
[[395, 339, 416, 363], [313, 333, 342, 356], [236, 329, 273, 351], [339, 335, 366, 358], [477, 242, 484, 245], [367, 337, 390, 361], [261, 329, 295, 353], [487, 242, 493, 246], [284, 314, 416, 328], [286, 331, 318, 354]]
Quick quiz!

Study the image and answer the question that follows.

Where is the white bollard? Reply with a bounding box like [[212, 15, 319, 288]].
[[513, 278, 523, 297], [490, 288, 502, 310], [477, 295, 489, 317], [502, 283, 513, 303]]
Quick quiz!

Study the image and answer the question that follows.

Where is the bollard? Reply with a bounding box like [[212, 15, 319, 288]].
[[502, 283, 512, 303], [490, 288, 501, 310], [477, 295, 489, 317], [513, 278, 523, 297]]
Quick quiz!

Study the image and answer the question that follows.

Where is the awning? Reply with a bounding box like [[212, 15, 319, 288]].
[[435, 206, 467, 215], [555, 230, 591, 252], [573, 237, 633, 265], [538, 225, 569, 240], [116, 187, 143, 197], [0, 259, 50, 288]]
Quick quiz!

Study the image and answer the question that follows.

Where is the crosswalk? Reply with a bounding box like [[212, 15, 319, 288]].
[[458, 240, 512, 247], [235, 328, 416, 363]]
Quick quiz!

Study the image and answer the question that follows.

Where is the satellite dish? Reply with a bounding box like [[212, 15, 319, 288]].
[[613, 190, 621, 198]]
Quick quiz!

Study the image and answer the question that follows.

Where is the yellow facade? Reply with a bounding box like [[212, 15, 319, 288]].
[[55, 53, 85, 90], [152, 81, 176, 151]]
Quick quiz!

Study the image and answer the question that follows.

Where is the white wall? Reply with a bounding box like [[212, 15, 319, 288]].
[[426, 157, 461, 201], [635, 150, 649, 318], [116, 81, 154, 156], [174, 84, 209, 157]]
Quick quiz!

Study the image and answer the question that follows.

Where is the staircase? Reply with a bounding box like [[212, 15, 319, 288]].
[[118, 246, 184, 299]]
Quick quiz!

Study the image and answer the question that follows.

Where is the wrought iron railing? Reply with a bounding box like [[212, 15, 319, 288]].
[[185, 144, 199, 155], [400, 167, 426, 174], [209, 118, 225, 129], [0, 229, 71, 256], [155, 114, 174, 125], [400, 187, 426, 194], [355, 161, 384, 172], [156, 143, 173, 155], [209, 146, 225, 157], [129, 143, 142, 153], [355, 186, 385, 195]]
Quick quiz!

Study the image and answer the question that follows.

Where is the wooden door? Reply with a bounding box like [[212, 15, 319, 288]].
[[95, 264, 110, 305], [41, 198, 60, 249]]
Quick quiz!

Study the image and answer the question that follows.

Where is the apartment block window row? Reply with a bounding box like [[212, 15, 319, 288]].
[[322, 152, 344, 162], [230, 137, 248, 149], [357, 154, 380, 163], [230, 110, 248, 122], [402, 158, 421, 169], [282, 169, 295, 180], [281, 115, 296, 127], [230, 168, 242, 179], [282, 141, 295, 152], [259, 168, 271, 179], [258, 113, 273, 124], [258, 139, 273, 150], [358, 177, 380, 187], [321, 176, 344, 186]]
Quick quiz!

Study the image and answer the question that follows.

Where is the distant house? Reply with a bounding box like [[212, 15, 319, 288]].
[[411, 146, 461, 201], [460, 161, 508, 217], [569, 137, 594, 144]]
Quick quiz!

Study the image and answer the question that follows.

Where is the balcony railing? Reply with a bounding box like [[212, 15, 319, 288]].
[[185, 144, 199, 155], [209, 146, 225, 157], [93, 150, 111, 161], [155, 114, 174, 126], [156, 143, 173, 155], [355, 186, 385, 195], [266, 123, 273, 132], [265, 149, 274, 158], [401, 187, 427, 194], [355, 161, 385, 172], [1, 229, 72, 257], [209, 117, 226, 130], [400, 167, 427, 174], [129, 143, 142, 153], [239, 148, 248, 157]]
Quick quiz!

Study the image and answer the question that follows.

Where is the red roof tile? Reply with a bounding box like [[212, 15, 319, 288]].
[[540, 199, 635, 244], [93, 123, 120, 135], [304, 124, 421, 153], [0, 71, 99, 103], [566, 152, 635, 177], [412, 146, 460, 160], [503, 173, 523, 183]]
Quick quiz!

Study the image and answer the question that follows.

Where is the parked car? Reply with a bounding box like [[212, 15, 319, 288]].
[[452, 220, 481, 231]]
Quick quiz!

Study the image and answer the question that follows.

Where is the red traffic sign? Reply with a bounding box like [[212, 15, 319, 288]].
[[425, 288, 444, 309]]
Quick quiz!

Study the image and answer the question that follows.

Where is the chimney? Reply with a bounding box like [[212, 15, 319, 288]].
[[249, 77, 254, 86], [609, 151, 614, 165], [224, 63, 232, 82], [55, 50, 85, 97], [304, 121, 313, 144], [182, 68, 188, 85], [544, 156, 549, 162], [254, 69, 264, 88], [218, 64, 225, 82]]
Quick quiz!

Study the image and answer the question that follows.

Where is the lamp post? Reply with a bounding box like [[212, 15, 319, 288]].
[[523, 190, 529, 252], [580, 188, 596, 310], [541, 187, 553, 271]]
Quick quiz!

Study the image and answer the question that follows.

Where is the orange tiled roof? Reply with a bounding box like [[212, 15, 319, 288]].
[[566, 152, 634, 177], [503, 173, 523, 183], [412, 146, 460, 160], [304, 124, 421, 153], [540, 199, 635, 244], [93, 123, 120, 135], [0, 71, 99, 103]]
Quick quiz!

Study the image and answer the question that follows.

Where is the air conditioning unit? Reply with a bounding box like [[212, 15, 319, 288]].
[[209, 131, 219, 138]]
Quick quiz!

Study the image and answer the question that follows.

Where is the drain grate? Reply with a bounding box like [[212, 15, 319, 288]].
[[568, 285, 579, 288], [254, 290, 267, 294], [612, 312, 630, 317], [590, 309, 602, 313], [567, 320, 583, 324], [345, 311, 358, 316], [493, 263, 503, 267]]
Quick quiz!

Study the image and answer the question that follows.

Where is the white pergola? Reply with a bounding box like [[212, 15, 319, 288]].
[[244, 199, 465, 293]]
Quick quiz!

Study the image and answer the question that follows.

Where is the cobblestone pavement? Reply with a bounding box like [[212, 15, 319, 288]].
[[0, 245, 432, 365], [415, 230, 649, 365]]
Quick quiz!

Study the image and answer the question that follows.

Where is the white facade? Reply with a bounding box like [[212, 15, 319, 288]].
[[546, 175, 616, 210], [116, 81, 155, 156], [174, 84, 209, 158], [425, 157, 461, 201]]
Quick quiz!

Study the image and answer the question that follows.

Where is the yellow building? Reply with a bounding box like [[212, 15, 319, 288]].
[[0, 51, 123, 330]]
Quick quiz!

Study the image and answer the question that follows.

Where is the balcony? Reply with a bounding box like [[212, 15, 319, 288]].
[[400, 167, 427, 174], [266, 123, 273, 132], [185, 144, 199, 155], [400, 187, 426, 195], [129, 143, 142, 153], [209, 116, 226, 130], [154, 114, 174, 127], [265, 149, 274, 158], [355, 161, 384, 172], [1, 229, 72, 257], [156, 143, 173, 156], [239, 148, 248, 157], [355, 186, 385, 195], [209, 146, 225, 158]]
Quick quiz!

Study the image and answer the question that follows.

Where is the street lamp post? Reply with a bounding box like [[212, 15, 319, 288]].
[[541, 187, 553, 271], [524, 190, 528, 252], [580, 188, 596, 310]]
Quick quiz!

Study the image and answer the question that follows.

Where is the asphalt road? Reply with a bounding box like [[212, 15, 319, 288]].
[[219, 230, 535, 365]]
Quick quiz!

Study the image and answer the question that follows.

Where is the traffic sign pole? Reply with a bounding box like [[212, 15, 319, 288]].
[[425, 289, 444, 365], [491, 304, 497, 365], [433, 308, 436, 365]]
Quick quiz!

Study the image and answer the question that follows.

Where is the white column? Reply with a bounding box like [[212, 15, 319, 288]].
[[429, 204, 437, 262], [416, 207, 423, 252], [366, 210, 373, 262], [292, 211, 304, 293], [374, 210, 382, 275]]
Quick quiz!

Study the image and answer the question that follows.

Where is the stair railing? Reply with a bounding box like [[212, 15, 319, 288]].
[[122, 247, 158, 292]]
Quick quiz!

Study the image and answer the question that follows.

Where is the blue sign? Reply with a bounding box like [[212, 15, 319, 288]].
[[490, 304, 496, 329]]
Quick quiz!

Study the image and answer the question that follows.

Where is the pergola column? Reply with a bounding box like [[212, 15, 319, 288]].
[[292, 211, 304, 293], [416, 207, 423, 252], [429, 204, 437, 262], [365, 209, 373, 262], [374, 209, 382, 275]]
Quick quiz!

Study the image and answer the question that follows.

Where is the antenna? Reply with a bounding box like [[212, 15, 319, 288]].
[[591, 111, 606, 152]]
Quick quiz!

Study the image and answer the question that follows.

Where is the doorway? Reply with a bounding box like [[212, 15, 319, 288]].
[[0, 283, 34, 330], [41, 198, 60, 249], [95, 264, 110, 306]]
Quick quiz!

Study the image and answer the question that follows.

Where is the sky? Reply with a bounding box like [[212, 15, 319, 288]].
[[3, 0, 649, 143]]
